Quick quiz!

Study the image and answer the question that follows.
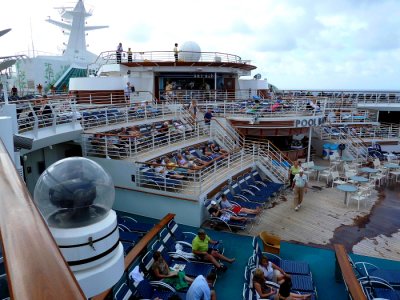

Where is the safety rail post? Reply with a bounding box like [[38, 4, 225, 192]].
[[199, 170, 203, 194], [127, 138, 132, 157], [82, 135, 87, 156], [134, 138, 138, 155], [105, 108, 109, 126], [104, 135, 109, 159]]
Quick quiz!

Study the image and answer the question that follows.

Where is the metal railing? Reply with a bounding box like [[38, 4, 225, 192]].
[[244, 142, 290, 183], [337, 128, 369, 162], [195, 99, 326, 119], [14, 97, 176, 133], [89, 50, 244, 68], [136, 150, 251, 194], [70, 90, 157, 106], [16, 99, 81, 134], [82, 121, 208, 158], [79, 104, 174, 129], [318, 123, 400, 141], [325, 110, 378, 124]]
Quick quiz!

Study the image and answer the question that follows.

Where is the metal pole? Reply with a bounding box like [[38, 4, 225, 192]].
[[1, 75, 9, 105], [307, 126, 312, 162]]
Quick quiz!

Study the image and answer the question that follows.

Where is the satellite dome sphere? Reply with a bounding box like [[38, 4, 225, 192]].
[[34, 157, 115, 228], [179, 41, 201, 62]]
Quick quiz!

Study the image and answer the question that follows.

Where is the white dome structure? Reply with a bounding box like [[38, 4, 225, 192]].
[[179, 41, 202, 62], [34, 157, 124, 298]]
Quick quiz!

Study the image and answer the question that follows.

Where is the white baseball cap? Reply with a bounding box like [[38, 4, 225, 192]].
[[211, 200, 217, 205]]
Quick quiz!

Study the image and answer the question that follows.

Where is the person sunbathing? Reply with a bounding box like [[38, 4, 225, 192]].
[[183, 150, 208, 166], [274, 276, 311, 299], [151, 251, 193, 290], [210, 143, 228, 155], [176, 153, 189, 167], [208, 201, 247, 222], [253, 268, 277, 299], [219, 194, 261, 215], [259, 256, 286, 284]]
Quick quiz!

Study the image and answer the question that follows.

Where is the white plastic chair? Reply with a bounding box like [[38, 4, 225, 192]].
[[331, 171, 346, 187], [318, 167, 333, 184], [344, 170, 357, 184], [329, 154, 341, 170], [303, 161, 315, 180], [349, 191, 367, 210]]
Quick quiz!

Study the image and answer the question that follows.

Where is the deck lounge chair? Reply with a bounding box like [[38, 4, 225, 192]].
[[359, 277, 400, 300], [117, 215, 154, 233], [204, 200, 248, 232], [142, 241, 214, 278], [230, 181, 268, 205], [354, 260, 400, 287], [167, 220, 223, 254], [251, 246, 311, 277], [220, 186, 261, 209], [135, 278, 184, 300]]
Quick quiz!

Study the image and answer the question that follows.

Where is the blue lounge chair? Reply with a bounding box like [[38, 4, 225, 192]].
[[230, 181, 268, 205], [354, 260, 400, 287], [204, 200, 248, 232], [117, 215, 155, 234], [143, 241, 214, 278], [167, 220, 223, 254], [220, 186, 261, 209]]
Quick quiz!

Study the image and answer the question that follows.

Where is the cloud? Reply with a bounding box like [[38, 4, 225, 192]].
[[1, 0, 399, 89]]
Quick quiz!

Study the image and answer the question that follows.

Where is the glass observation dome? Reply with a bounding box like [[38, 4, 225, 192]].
[[34, 157, 115, 228]]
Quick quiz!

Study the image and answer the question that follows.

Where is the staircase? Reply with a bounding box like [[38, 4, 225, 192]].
[[54, 66, 87, 92], [337, 128, 369, 162], [210, 119, 290, 183], [314, 125, 369, 162]]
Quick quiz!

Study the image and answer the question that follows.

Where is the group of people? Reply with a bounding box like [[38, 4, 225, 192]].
[[116, 42, 178, 64], [253, 265, 311, 299], [150, 141, 228, 178], [207, 193, 262, 225], [150, 228, 235, 300], [90, 118, 191, 158], [116, 43, 133, 64], [150, 228, 311, 299]]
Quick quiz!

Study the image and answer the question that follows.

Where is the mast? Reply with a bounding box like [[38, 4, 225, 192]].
[[46, 0, 108, 62]]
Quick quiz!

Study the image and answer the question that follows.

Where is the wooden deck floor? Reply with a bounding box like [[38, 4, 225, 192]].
[[247, 179, 400, 261]]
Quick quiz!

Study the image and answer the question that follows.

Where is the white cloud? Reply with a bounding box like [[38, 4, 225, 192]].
[[1, 0, 399, 90]]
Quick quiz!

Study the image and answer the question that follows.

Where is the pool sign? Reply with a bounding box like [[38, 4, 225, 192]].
[[295, 116, 325, 127]]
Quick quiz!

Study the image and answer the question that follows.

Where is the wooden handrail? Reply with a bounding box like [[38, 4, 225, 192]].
[[93, 213, 176, 300], [0, 141, 85, 299], [333, 244, 367, 300]]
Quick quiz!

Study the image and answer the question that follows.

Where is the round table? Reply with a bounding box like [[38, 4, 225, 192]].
[[349, 176, 368, 183], [336, 184, 358, 205], [384, 163, 400, 169], [360, 167, 379, 178], [311, 165, 329, 181], [341, 157, 353, 162]]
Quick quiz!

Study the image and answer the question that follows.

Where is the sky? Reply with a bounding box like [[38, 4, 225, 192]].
[[1, 0, 399, 90]]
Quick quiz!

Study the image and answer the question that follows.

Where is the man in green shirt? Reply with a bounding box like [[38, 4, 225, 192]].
[[192, 229, 235, 271]]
